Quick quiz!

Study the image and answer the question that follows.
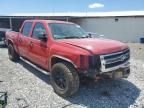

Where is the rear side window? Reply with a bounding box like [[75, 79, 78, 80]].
[[21, 22, 32, 36]]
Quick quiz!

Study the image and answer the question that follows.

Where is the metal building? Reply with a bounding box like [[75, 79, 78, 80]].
[[1, 11, 144, 42], [74, 11, 144, 42]]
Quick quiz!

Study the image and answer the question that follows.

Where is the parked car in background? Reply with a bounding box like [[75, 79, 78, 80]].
[[0, 28, 11, 46], [6, 20, 130, 97]]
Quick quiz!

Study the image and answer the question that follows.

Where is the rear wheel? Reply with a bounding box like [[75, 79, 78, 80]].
[[50, 62, 79, 97], [8, 44, 19, 61]]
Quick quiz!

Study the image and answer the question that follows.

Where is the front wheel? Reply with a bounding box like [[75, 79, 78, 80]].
[[8, 44, 19, 61], [50, 62, 79, 97]]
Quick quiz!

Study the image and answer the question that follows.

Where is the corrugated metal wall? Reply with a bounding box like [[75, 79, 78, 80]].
[[0, 18, 10, 28], [0, 16, 144, 42], [76, 17, 144, 42]]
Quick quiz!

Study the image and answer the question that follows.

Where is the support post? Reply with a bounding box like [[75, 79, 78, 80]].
[[66, 17, 69, 22], [9, 18, 12, 30]]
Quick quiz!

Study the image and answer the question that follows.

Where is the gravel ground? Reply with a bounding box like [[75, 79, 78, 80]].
[[0, 43, 144, 108]]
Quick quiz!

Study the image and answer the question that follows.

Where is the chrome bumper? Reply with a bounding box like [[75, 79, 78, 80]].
[[101, 65, 130, 79]]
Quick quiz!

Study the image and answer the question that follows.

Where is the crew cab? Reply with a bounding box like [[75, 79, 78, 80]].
[[6, 20, 130, 97]]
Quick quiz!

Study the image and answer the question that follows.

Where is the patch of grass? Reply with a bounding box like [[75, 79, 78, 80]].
[[0, 92, 7, 108], [0, 104, 2, 108], [0, 101, 4, 108]]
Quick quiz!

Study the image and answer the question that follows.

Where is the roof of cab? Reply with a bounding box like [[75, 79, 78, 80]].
[[24, 20, 74, 24]]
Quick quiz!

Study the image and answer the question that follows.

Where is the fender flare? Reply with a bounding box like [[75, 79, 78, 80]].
[[7, 38, 14, 45], [49, 55, 77, 71]]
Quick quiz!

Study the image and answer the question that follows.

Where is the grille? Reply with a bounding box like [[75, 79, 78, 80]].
[[100, 49, 130, 71]]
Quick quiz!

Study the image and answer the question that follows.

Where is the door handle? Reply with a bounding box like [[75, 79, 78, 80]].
[[29, 41, 33, 47]]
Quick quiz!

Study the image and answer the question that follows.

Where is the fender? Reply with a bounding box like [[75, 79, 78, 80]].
[[7, 38, 19, 55], [49, 55, 77, 71], [7, 38, 14, 45]]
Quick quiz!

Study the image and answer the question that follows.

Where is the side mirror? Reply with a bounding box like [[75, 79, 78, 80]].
[[38, 32, 47, 41]]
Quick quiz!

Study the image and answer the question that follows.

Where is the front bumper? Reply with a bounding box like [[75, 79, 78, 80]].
[[102, 66, 130, 79], [79, 48, 130, 79], [79, 61, 130, 79]]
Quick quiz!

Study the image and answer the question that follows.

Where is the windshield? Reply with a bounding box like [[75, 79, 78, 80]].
[[48, 23, 88, 39]]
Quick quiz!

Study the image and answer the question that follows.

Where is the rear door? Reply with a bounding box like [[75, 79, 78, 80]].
[[18, 22, 33, 57], [28, 22, 49, 68]]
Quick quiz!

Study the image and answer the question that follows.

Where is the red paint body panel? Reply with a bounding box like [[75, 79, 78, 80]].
[[6, 20, 129, 72]]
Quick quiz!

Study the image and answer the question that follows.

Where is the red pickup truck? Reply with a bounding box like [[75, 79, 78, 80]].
[[6, 20, 130, 97]]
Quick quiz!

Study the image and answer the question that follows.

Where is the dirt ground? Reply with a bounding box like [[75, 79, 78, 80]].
[[127, 43, 144, 60]]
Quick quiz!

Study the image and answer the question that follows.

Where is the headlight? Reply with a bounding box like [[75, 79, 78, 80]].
[[80, 55, 101, 70], [80, 55, 89, 69]]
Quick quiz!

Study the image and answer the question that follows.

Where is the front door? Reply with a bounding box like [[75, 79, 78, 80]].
[[28, 22, 49, 69]]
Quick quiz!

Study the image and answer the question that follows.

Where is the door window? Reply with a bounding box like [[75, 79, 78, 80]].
[[32, 23, 46, 40]]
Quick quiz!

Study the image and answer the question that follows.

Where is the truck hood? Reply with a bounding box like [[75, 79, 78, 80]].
[[58, 38, 128, 54]]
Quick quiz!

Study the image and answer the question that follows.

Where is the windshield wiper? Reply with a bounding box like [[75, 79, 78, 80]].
[[64, 36, 80, 39], [79, 35, 92, 38]]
